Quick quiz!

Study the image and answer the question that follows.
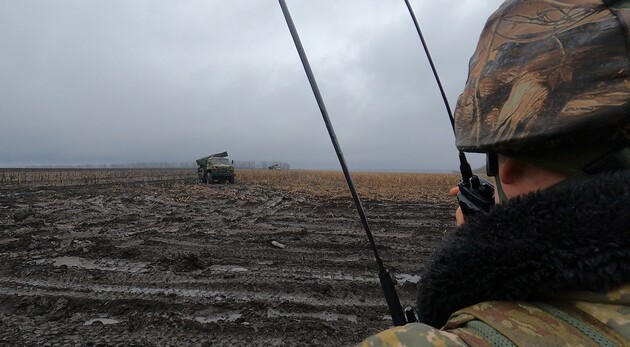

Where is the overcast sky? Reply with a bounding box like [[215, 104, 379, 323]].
[[1, 0, 504, 171]]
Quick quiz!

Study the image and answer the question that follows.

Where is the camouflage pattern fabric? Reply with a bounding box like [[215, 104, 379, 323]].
[[358, 323, 468, 347], [553, 284, 630, 340], [454, 0, 630, 153], [358, 285, 630, 346]]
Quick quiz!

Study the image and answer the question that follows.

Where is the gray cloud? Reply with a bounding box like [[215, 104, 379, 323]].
[[1, 0, 503, 171]]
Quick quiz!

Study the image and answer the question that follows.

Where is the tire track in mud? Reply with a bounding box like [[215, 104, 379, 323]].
[[0, 179, 453, 346], [0, 276, 384, 309]]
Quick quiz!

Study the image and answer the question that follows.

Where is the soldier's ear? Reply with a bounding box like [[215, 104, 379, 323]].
[[498, 156, 526, 185]]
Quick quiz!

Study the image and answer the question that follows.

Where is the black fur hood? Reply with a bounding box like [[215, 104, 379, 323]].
[[416, 169, 630, 328]]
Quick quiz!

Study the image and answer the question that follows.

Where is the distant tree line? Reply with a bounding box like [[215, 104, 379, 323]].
[[233, 161, 290, 170], [24, 162, 196, 169], [451, 164, 487, 175], [23, 161, 291, 170], [109, 162, 196, 168]]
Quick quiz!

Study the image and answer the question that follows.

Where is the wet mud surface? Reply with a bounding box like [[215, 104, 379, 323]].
[[0, 179, 454, 346]]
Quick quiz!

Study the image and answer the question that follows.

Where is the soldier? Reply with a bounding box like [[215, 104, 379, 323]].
[[360, 0, 629, 345]]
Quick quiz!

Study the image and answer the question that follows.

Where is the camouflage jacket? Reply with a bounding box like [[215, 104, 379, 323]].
[[360, 169, 630, 346], [359, 285, 630, 346]]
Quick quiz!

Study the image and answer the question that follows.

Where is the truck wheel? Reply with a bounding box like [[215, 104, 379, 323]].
[[228, 176, 235, 184]]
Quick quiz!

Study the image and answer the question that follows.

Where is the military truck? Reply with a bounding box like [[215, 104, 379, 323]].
[[196, 151, 235, 184]]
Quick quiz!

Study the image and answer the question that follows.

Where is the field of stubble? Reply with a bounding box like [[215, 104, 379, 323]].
[[0, 169, 458, 346]]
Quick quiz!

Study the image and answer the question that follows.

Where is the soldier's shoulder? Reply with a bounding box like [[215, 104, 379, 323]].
[[562, 284, 630, 341], [357, 323, 469, 347]]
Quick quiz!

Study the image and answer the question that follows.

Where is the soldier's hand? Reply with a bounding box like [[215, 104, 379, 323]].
[[449, 187, 465, 226]]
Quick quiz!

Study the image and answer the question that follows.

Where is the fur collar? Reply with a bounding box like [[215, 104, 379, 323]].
[[416, 169, 630, 328]]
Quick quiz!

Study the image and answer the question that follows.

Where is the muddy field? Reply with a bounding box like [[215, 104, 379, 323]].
[[0, 170, 457, 346]]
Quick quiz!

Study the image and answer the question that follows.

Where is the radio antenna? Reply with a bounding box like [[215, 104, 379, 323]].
[[403, 0, 494, 214], [403, 0, 473, 179]]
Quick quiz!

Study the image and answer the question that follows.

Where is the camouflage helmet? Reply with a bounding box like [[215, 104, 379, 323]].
[[454, 0, 630, 154]]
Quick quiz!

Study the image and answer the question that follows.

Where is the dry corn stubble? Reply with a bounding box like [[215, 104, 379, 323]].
[[237, 169, 460, 204]]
